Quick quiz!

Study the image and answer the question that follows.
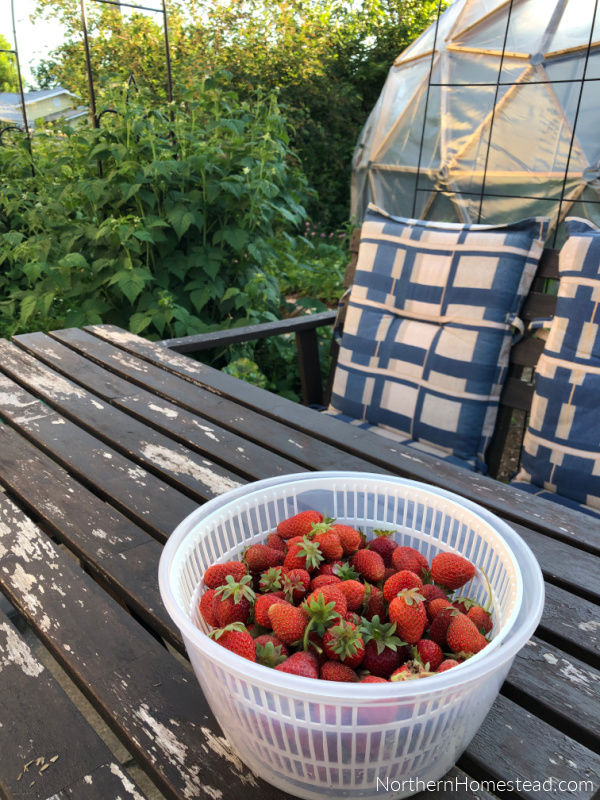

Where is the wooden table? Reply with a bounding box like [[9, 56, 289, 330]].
[[0, 324, 598, 800]]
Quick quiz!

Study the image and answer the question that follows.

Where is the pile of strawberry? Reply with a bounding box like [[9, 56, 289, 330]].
[[198, 510, 493, 682]]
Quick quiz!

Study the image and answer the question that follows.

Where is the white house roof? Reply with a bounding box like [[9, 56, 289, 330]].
[[0, 87, 77, 109]]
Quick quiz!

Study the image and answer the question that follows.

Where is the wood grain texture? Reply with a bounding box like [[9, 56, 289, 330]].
[[82, 326, 600, 554], [0, 610, 148, 800]]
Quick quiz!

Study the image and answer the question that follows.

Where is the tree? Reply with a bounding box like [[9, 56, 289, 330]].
[[0, 34, 20, 92], [30, 0, 444, 225]]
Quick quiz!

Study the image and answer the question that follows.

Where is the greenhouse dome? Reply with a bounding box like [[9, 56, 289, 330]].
[[351, 0, 600, 243]]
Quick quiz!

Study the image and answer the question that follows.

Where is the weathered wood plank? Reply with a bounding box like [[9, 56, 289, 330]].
[[36, 327, 388, 476], [0, 610, 149, 800], [0, 371, 197, 542], [0, 340, 246, 504], [82, 326, 600, 555], [0, 423, 182, 651], [463, 694, 599, 800], [538, 583, 600, 668], [13, 332, 306, 481], [0, 494, 270, 800]]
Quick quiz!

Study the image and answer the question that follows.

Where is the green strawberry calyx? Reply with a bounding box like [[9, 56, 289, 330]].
[[396, 588, 425, 606], [360, 615, 407, 654], [298, 536, 325, 570], [308, 517, 335, 536], [259, 566, 285, 593], [215, 574, 256, 605], [326, 620, 363, 661], [209, 621, 247, 640], [301, 593, 340, 649], [255, 640, 287, 668], [372, 528, 396, 539], [333, 562, 360, 581]]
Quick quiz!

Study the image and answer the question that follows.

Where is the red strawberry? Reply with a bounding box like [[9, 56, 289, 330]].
[[304, 586, 347, 618], [360, 675, 388, 683], [317, 560, 344, 576], [453, 595, 479, 615], [351, 549, 385, 584], [361, 584, 387, 622], [268, 603, 309, 646], [210, 623, 256, 662], [282, 568, 311, 603], [329, 524, 362, 556], [244, 544, 284, 572], [367, 529, 398, 567], [199, 589, 218, 627], [383, 570, 422, 603], [429, 607, 455, 648], [323, 620, 365, 669], [254, 593, 288, 628], [391, 547, 429, 575], [344, 611, 362, 626], [283, 536, 324, 573], [431, 553, 476, 591], [320, 661, 359, 682], [446, 613, 487, 655], [255, 634, 289, 668], [360, 616, 408, 678], [266, 533, 287, 553], [336, 580, 365, 611], [420, 584, 448, 604], [437, 659, 460, 672], [214, 574, 255, 626], [259, 566, 287, 593], [427, 598, 455, 623], [276, 651, 319, 678], [388, 588, 427, 645], [382, 567, 397, 584], [277, 510, 323, 540], [414, 639, 443, 672], [306, 631, 327, 666], [204, 561, 247, 589], [467, 606, 493, 634], [309, 574, 341, 592], [313, 531, 343, 561]]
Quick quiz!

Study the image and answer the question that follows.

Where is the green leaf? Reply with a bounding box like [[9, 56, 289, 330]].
[[167, 207, 196, 239], [222, 287, 240, 302], [59, 253, 88, 269], [108, 268, 153, 304], [222, 228, 249, 253], [133, 229, 155, 243], [130, 312, 153, 334], [20, 294, 37, 324], [122, 183, 142, 201]]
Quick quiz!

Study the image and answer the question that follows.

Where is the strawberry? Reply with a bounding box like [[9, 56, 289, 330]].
[[283, 536, 324, 573], [367, 529, 398, 567], [446, 613, 487, 655], [391, 546, 429, 576], [427, 598, 455, 623], [388, 588, 427, 645], [259, 566, 287, 593], [361, 584, 387, 622], [383, 570, 422, 603], [431, 553, 475, 591], [301, 589, 346, 650], [453, 595, 479, 615], [317, 560, 344, 576], [320, 661, 359, 682], [428, 607, 455, 648], [309, 574, 341, 592], [360, 615, 408, 678], [268, 603, 309, 646], [254, 593, 288, 628], [244, 544, 284, 572], [282, 568, 311, 603], [304, 586, 347, 618], [467, 605, 493, 635], [306, 631, 327, 666], [351, 549, 385, 583], [199, 588, 218, 627], [336, 580, 365, 611], [437, 659, 460, 672], [277, 510, 323, 540], [390, 665, 413, 681], [382, 567, 397, 583], [329, 524, 362, 556], [276, 651, 319, 678], [210, 623, 256, 662], [414, 639, 443, 672], [344, 611, 362, 626], [214, 574, 255, 626], [255, 635, 289, 668], [360, 675, 388, 683], [420, 584, 448, 604], [204, 561, 247, 589], [323, 620, 365, 669], [313, 531, 343, 561], [266, 533, 287, 553]]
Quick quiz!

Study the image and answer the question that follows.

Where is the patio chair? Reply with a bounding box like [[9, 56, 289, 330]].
[[160, 206, 557, 477]]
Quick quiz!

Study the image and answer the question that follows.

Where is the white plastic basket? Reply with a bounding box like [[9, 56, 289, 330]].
[[159, 472, 544, 800]]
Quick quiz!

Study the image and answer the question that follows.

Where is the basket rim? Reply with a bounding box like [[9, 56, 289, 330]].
[[159, 472, 544, 700]]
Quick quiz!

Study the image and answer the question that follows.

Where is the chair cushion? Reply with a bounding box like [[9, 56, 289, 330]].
[[328, 205, 549, 470], [512, 218, 600, 513], [323, 409, 477, 471]]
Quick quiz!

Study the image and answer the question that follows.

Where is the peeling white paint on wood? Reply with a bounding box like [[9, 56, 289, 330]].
[[51, 418, 67, 425], [0, 622, 44, 676], [578, 619, 599, 632], [288, 439, 304, 449], [148, 403, 179, 419], [111, 352, 150, 373], [108, 762, 147, 800], [199, 727, 258, 787], [139, 443, 242, 495], [127, 466, 147, 481], [90, 399, 105, 410], [84, 774, 93, 784]]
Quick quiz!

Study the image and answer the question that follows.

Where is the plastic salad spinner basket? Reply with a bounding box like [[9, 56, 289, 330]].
[[159, 472, 544, 800]]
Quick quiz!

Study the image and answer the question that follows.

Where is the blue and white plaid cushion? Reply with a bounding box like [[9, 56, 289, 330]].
[[329, 205, 549, 470], [512, 218, 600, 516]]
